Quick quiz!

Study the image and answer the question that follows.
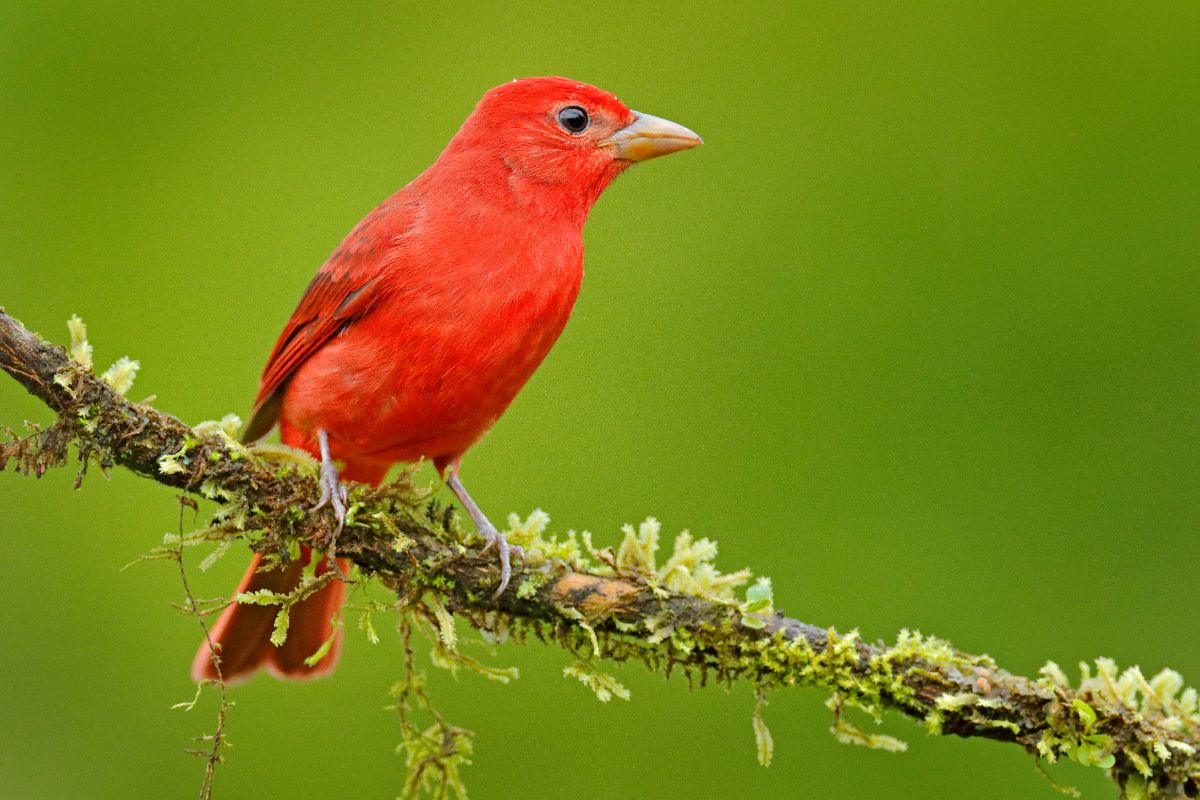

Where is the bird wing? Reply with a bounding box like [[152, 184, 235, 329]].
[[242, 196, 418, 443]]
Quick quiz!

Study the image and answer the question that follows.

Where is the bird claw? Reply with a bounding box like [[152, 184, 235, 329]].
[[480, 524, 524, 599], [311, 459, 348, 531], [445, 469, 522, 599], [311, 430, 348, 544]]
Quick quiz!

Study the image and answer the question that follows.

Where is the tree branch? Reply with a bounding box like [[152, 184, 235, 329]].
[[2, 308, 1197, 799]]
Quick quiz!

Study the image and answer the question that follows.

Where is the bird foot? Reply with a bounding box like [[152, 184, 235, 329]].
[[445, 468, 523, 599], [310, 429, 348, 546], [479, 523, 525, 599]]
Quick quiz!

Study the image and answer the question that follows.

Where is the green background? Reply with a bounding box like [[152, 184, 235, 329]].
[[2, 2, 1198, 798]]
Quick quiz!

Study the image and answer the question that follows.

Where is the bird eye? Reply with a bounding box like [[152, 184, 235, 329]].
[[556, 106, 590, 134]]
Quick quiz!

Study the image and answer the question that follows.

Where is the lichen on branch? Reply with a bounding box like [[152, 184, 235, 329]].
[[2, 308, 1199, 800]]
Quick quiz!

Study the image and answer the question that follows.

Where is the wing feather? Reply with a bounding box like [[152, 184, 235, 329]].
[[242, 196, 417, 442]]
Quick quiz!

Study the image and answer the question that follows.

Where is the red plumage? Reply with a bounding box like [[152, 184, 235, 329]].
[[193, 76, 700, 685]]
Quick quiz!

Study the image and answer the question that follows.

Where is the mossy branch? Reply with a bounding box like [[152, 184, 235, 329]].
[[2, 308, 1198, 799]]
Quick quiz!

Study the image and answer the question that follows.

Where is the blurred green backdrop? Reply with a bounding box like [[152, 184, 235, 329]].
[[3, 2, 1199, 798]]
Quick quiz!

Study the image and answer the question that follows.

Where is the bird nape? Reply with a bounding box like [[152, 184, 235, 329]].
[[192, 76, 702, 685]]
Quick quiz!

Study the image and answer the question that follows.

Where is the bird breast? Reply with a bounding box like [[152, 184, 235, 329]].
[[281, 224, 585, 467]]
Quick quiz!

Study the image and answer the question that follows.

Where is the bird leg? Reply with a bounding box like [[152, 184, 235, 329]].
[[310, 428, 349, 554], [446, 464, 523, 598]]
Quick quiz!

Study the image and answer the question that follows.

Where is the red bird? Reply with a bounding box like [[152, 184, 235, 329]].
[[192, 77, 701, 684]]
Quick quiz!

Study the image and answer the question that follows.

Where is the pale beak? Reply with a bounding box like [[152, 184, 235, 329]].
[[601, 111, 703, 162]]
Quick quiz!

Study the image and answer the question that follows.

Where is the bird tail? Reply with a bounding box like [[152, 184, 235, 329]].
[[191, 548, 347, 685], [190, 442, 389, 686]]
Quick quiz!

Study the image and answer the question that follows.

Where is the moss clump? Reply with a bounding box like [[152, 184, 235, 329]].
[[1033, 659, 1200, 797], [563, 660, 631, 703], [501, 511, 758, 604]]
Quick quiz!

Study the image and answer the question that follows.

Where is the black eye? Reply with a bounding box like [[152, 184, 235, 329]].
[[557, 105, 590, 134]]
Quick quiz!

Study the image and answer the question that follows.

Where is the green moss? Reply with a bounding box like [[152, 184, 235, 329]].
[[1031, 658, 1200, 796], [99, 356, 140, 396], [59, 313, 139, 396], [158, 436, 198, 475], [414, 572, 457, 592], [925, 693, 1018, 736], [66, 315, 93, 369], [498, 511, 761, 605], [563, 660, 631, 702], [515, 571, 548, 599], [232, 570, 338, 650], [753, 690, 776, 766], [827, 694, 907, 753], [428, 597, 457, 650]]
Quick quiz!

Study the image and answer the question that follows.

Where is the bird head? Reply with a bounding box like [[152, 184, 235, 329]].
[[441, 77, 702, 216]]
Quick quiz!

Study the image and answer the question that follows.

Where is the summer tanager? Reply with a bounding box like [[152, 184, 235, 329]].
[[192, 76, 701, 684]]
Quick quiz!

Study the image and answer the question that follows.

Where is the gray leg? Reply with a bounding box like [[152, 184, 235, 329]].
[[446, 464, 523, 598], [311, 428, 348, 536]]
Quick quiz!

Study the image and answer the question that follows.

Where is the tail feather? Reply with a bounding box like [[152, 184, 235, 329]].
[[191, 550, 345, 685], [191, 442, 390, 685], [267, 554, 346, 680]]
